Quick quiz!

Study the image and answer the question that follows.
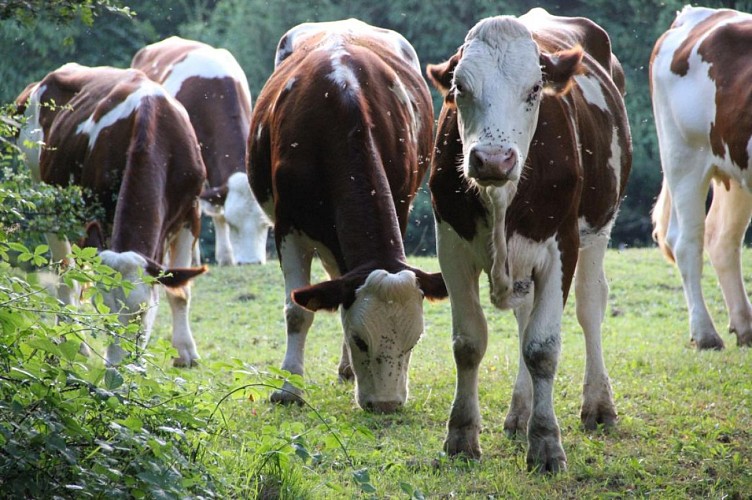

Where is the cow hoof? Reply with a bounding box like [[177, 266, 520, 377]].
[[503, 410, 530, 438], [443, 426, 482, 459], [692, 334, 724, 351], [270, 383, 304, 406], [581, 405, 618, 431], [172, 357, 199, 368], [734, 330, 752, 347], [526, 440, 567, 474]]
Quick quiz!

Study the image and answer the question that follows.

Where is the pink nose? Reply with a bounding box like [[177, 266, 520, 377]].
[[468, 145, 517, 183]]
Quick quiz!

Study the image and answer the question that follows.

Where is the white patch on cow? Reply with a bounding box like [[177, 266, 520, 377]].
[[389, 76, 420, 143], [609, 126, 622, 194], [223, 172, 271, 264], [325, 45, 360, 96], [162, 47, 252, 102], [284, 76, 297, 92], [75, 82, 168, 149], [343, 269, 424, 410], [18, 83, 45, 182], [578, 217, 614, 249], [574, 74, 608, 112], [276, 19, 421, 73]]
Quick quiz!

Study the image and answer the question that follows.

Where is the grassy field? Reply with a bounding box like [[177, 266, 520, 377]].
[[148, 247, 751, 498]]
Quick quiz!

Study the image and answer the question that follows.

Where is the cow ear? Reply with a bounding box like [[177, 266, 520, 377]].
[[144, 257, 208, 288], [200, 184, 229, 206], [80, 221, 106, 251], [292, 278, 358, 312], [411, 268, 448, 302], [540, 45, 584, 96], [426, 51, 461, 100]]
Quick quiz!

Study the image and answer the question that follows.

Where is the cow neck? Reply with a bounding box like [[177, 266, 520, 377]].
[[332, 153, 408, 273], [482, 183, 517, 304]]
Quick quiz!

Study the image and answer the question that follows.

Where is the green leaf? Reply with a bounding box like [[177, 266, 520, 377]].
[[104, 367, 124, 390]]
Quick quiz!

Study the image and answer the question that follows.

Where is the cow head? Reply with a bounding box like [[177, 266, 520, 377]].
[[97, 249, 206, 365], [292, 267, 446, 413], [200, 172, 270, 265], [427, 16, 583, 189]]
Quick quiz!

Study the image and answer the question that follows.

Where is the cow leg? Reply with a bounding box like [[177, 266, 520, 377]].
[[48, 234, 90, 356], [212, 212, 236, 266], [576, 235, 617, 429], [438, 225, 486, 458], [166, 226, 201, 367], [523, 257, 566, 473], [668, 170, 724, 349], [504, 297, 533, 437], [705, 179, 752, 347], [271, 232, 315, 404]]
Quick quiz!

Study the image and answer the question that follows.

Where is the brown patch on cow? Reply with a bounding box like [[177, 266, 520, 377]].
[[701, 20, 752, 170], [669, 11, 738, 76]]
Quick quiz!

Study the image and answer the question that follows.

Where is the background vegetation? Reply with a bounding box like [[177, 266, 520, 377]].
[[6, 0, 752, 254], [1, 2, 752, 497]]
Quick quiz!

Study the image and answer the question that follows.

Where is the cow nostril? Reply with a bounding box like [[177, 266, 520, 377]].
[[365, 400, 402, 414], [469, 149, 484, 172]]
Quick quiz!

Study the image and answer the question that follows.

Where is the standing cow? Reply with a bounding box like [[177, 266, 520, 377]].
[[651, 6, 752, 350], [427, 9, 631, 472], [16, 63, 207, 367], [132, 36, 270, 266], [248, 19, 447, 413]]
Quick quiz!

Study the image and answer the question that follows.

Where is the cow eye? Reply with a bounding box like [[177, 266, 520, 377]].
[[351, 334, 369, 353], [454, 80, 466, 96], [531, 83, 541, 95]]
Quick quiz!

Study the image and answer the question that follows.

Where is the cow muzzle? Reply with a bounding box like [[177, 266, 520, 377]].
[[467, 144, 519, 186], [362, 399, 404, 414]]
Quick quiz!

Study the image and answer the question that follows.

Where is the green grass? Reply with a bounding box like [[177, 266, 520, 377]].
[[148, 248, 752, 498]]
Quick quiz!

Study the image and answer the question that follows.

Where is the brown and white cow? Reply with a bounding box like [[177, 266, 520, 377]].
[[651, 6, 752, 350], [132, 36, 270, 266], [427, 8, 631, 472], [16, 63, 207, 367], [248, 19, 446, 413]]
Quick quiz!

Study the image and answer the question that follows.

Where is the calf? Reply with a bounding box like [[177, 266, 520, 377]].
[[427, 8, 631, 472], [132, 36, 270, 266], [17, 63, 207, 366], [651, 6, 752, 350], [248, 19, 446, 413]]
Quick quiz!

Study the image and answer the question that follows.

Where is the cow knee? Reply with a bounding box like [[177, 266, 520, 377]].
[[452, 334, 486, 369], [285, 301, 313, 334], [523, 335, 560, 379]]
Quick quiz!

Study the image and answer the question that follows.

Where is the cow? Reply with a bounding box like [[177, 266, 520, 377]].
[[131, 36, 270, 266], [16, 63, 208, 367], [651, 6, 752, 350], [426, 8, 632, 472], [248, 19, 447, 413]]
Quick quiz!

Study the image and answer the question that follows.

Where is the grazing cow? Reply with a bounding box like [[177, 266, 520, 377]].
[[132, 36, 270, 266], [16, 63, 207, 366], [248, 19, 447, 413], [651, 6, 752, 350], [426, 8, 631, 472]]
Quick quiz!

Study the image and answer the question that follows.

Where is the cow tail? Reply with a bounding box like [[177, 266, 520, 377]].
[[651, 178, 675, 263]]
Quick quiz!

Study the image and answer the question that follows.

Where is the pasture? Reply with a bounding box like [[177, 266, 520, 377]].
[[144, 247, 751, 497]]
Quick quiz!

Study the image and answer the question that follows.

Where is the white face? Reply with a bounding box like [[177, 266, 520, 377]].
[[98, 251, 159, 363], [341, 270, 425, 412], [452, 17, 543, 188], [223, 172, 271, 264]]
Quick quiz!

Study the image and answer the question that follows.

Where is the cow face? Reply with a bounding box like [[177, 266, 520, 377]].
[[223, 172, 271, 264], [293, 268, 446, 412], [98, 250, 160, 365], [427, 16, 583, 189]]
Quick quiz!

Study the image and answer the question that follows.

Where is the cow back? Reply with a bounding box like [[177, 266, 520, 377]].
[[250, 22, 433, 271]]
